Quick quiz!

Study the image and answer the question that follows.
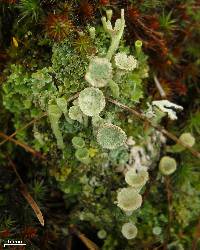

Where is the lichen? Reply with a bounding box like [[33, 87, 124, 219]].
[[125, 169, 149, 188], [179, 133, 195, 147], [75, 148, 90, 164], [72, 137, 85, 149], [117, 187, 142, 212], [159, 156, 177, 175], [114, 52, 137, 71], [97, 123, 127, 150], [68, 105, 84, 123], [78, 87, 106, 117], [47, 104, 64, 150], [85, 57, 113, 88], [152, 100, 183, 120], [101, 9, 125, 60], [121, 222, 138, 239]]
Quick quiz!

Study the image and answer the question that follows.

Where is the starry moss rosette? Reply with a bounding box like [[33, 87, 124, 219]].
[[78, 87, 106, 117], [85, 57, 113, 88], [97, 123, 127, 150]]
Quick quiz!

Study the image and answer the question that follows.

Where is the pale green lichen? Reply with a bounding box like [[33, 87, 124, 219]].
[[121, 222, 138, 239], [97, 229, 107, 239], [78, 87, 106, 117], [125, 169, 149, 188], [106, 9, 113, 21], [72, 137, 85, 149], [85, 57, 112, 88], [88, 26, 96, 40], [97, 123, 127, 150], [92, 115, 105, 129], [114, 52, 137, 71], [48, 104, 64, 149], [153, 226, 162, 235], [159, 156, 177, 175], [179, 133, 195, 147], [135, 40, 143, 56], [108, 80, 120, 98], [56, 97, 68, 120], [167, 132, 195, 153], [75, 148, 90, 164], [152, 100, 183, 120], [117, 187, 142, 212], [101, 9, 125, 61], [68, 105, 84, 123]]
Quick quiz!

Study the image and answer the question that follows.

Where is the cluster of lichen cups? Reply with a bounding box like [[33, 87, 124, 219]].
[[116, 168, 149, 239], [117, 131, 195, 239], [158, 132, 195, 175], [46, 9, 197, 240], [34, 10, 195, 239], [68, 10, 145, 239]]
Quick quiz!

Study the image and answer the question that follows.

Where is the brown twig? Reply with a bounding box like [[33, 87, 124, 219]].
[[107, 98, 200, 159], [0, 132, 45, 159], [0, 112, 48, 147]]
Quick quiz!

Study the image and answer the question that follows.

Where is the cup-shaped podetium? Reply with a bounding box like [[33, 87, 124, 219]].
[[97, 123, 127, 150], [159, 156, 177, 175], [114, 52, 137, 71], [75, 148, 90, 165], [121, 222, 138, 240], [179, 132, 195, 147], [85, 57, 113, 88], [78, 87, 106, 117], [72, 137, 85, 149], [125, 169, 149, 189], [117, 187, 142, 212]]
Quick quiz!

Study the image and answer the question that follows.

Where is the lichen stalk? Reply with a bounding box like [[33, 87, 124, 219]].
[[101, 9, 125, 61]]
